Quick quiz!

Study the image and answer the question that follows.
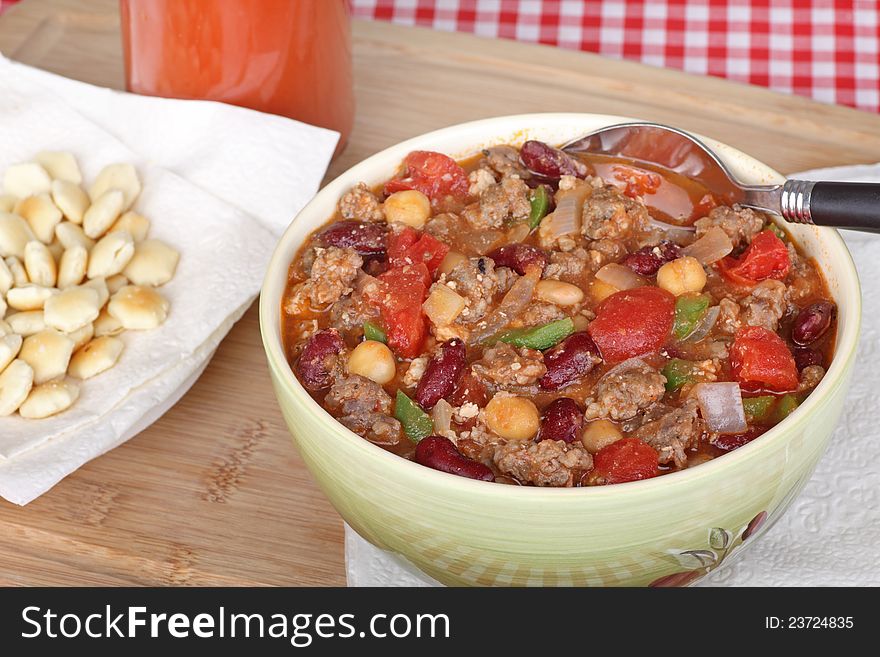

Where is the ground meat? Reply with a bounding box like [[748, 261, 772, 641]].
[[482, 145, 531, 180], [402, 356, 429, 388], [584, 358, 666, 421], [468, 168, 496, 197], [544, 248, 590, 282], [493, 439, 594, 487], [324, 374, 401, 444], [445, 256, 500, 323], [715, 280, 788, 334], [432, 323, 469, 343], [716, 297, 741, 335], [520, 302, 567, 326], [631, 399, 702, 467], [463, 176, 531, 229], [798, 365, 825, 392], [786, 243, 819, 303], [328, 273, 381, 331], [338, 182, 385, 223], [581, 184, 649, 240], [694, 205, 764, 248], [493, 267, 517, 295], [472, 342, 546, 389], [558, 175, 578, 190], [587, 238, 627, 270], [742, 280, 789, 332], [422, 212, 457, 244], [285, 246, 363, 312]]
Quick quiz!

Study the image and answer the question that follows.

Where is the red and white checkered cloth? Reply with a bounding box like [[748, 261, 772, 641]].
[[351, 0, 880, 113], [1, 0, 876, 112]]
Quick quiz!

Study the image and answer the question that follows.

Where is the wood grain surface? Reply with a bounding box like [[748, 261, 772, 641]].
[[0, 0, 878, 586]]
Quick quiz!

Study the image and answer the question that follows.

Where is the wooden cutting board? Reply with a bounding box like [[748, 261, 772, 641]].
[[0, 0, 878, 586]]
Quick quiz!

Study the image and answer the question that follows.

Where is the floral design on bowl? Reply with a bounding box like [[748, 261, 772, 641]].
[[650, 511, 768, 587]]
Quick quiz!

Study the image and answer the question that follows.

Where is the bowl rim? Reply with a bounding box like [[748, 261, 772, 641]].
[[259, 112, 862, 500]]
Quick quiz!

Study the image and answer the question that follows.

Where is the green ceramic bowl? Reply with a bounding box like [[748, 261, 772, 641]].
[[260, 114, 861, 586]]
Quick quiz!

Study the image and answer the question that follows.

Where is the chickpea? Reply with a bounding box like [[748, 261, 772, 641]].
[[535, 280, 585, 306], [484, 394, 540, 441], [347, 340, 396, 384], [383, 190, 431, 229], [656, 256, 707, 296], [438, 250, 467, 276], [580, 419, 623, 454], [589, 279, 618, 303]]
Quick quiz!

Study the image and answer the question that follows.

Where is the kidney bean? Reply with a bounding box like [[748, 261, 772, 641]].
[[487, 244, 548, 275], [793, 346, 824, 371], [297, 328, 344, 390], [791, 301, 835, 346], [448, 368, 489, 408], [622, 241, 682, 276], [519, 140, 588, 180], [415, 436, 495, 481], [318, 220, 387, 256], [415, 339, 467, 408], [538, 398, 584, 443], [539, 331, 601, 391]]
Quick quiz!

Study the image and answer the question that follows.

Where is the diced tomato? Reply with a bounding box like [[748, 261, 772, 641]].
[[718, 230, 790, 286], [588, 286, 676, 363], [388, 227, 450, 275], [612, 164, 661, 198], [730, 326, 799, 392], [383, 303, 427, 359], [378, 263, 431, 305], [375, 264, 431, 357], [592, 438, 660, 484], [384, 151, 469, 202]]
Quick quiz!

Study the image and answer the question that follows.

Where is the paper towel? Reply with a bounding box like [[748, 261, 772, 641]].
[[0, 55, 339, 235], [0, 57, 338, 504], [346, 165, 880, 587]]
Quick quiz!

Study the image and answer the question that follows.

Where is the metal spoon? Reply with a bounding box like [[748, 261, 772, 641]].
[[563, 122, 880, 232]]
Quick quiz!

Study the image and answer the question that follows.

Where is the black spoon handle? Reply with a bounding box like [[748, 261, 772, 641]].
[[782, 180, 880, 232]]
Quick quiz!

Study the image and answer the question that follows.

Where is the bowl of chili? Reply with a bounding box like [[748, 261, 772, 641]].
[[260, 113, 860, 586]]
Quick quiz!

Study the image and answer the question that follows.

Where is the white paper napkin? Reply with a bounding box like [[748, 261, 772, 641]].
[[0, 55, 339, 235], [346, 164, 880, 587], [0, 57, 338, 504]]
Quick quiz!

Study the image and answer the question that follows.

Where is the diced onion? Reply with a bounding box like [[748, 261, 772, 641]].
[[599, 357, 649, 383], [432, 399, 454, 435], [647, 217, 696, 244], [682, 226, 733, 264], [694, 382, 748, 434], [684, 305, 720, 342], [469, 229, 505, 255], [545, 195, 580, 239], [596, 263, 646, 291], [423, 284, 466, 327], [469, 269, 540, 344], [506, 222, 530, 243]]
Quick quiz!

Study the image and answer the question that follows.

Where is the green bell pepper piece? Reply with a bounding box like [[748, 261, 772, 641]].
[[774, 394, 799, 423], [742, 395, 776, 423], [662, 359, 696, 393], [363, 321, 387, 343], [394, 391, 433, 443], [528, 185, 550, 229], [496, 317, 574, 351], [672, 293, 711, 340]]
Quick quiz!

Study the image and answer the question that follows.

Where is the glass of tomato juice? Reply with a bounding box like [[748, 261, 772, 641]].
[[119, 0, 354, 155]]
